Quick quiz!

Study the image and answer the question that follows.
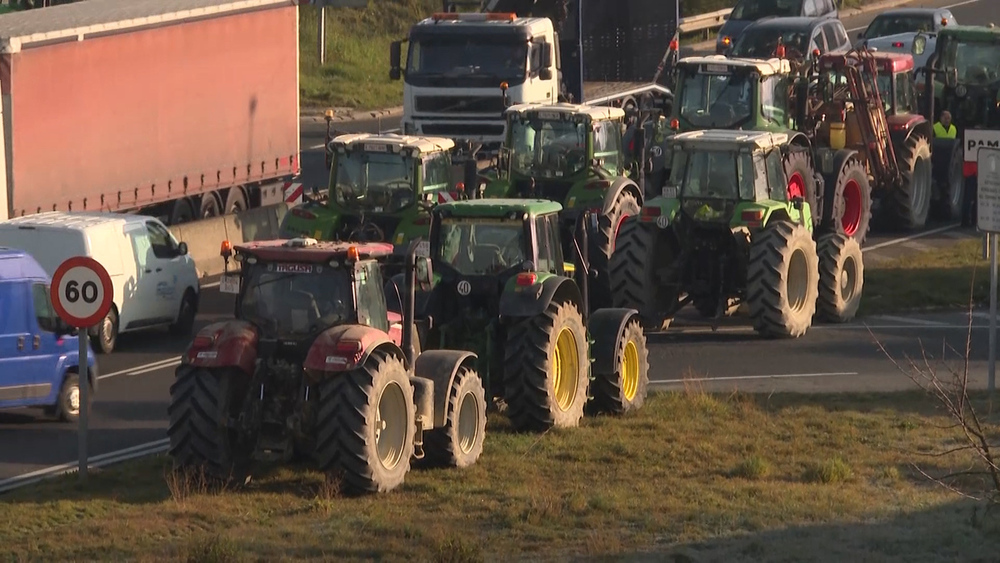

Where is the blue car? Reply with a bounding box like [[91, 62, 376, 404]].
[[0, 247, 97, 422], [717, 0, 841, 54]]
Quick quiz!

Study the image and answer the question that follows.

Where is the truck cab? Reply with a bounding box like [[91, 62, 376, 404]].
[[0, 247, 97, 422]]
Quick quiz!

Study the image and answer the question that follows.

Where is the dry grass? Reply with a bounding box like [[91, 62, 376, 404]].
[[3, 388, 1000, 562], [860, 238, 989, 316]]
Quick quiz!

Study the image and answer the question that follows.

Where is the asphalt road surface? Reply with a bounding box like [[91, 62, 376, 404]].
[[0, 0, 993, 488]]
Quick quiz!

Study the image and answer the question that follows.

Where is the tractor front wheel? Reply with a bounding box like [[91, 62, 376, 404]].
[[890, 133, 933, 230], [587, 316, 649, 415], [590, 189, 641, 309], [815, 232, 864, 323], [826, 156, 872, 245], [783, 148, 819, 225], [608, 216, 677, 331], [504, 300, 590, 431], [314, 351, 416, 495], [422, 366, 487, 468], [747, 221, 819, 338]]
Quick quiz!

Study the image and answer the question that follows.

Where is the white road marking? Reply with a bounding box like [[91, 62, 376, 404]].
[[867, 315, 951, 326], [862, 224, 961, 252], [845, 0, 983, 32], [650, 371, 860, 384], [98, 357, 182, 380], [0, 439, 170, 494]]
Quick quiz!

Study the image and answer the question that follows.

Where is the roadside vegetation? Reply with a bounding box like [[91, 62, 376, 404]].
[[3, 388, 999, 561]]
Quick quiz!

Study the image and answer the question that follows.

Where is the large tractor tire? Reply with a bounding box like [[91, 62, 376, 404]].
[[825, 156, 872, 245], [931, 141, 965, 221], [587, 316, 650, 415], [608, 216, 677, 331], [747, 220, 820, 339], [422, 366, 487, 468], [503, 299, 590, 431], [314, 350, 416, 495], [815, 232, 864, 323], [783, 147, 819, 225], [590, 189, 641, 310], [889, 132, 933, 230], [166, 366, 249, 485]]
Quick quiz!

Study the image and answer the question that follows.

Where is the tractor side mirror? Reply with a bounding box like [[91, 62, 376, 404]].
[[912, 35, 927, 56], [416, 256, 433, 286], [389, 41, 402, 81]]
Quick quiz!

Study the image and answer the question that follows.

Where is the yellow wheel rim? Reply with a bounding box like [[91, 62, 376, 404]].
[[621, 339, 640, 401], [553, 327, 580, 412]]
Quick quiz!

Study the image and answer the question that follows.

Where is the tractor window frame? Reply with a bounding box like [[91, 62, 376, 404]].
[[354, 259, 389, 333], [764, 149, 788, 201], [593, 120, 622, 173], [752, 152, 770, 200], [760, 74, 790, 127], [738, 152, 756, 200], [895, 71, 915, 114], [421, 152, 452, 192], [533, 214, 562, 274]]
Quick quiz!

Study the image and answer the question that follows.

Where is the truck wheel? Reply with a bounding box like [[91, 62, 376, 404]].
[[225, 187, 248, 214], [826, 156, 872, 245], [890, 133, 933, 230], [588, 317, 649, 415], [590, 189, 641, 309], [55, 372, 92, 423], [422, 366, 487, 468], [815, 232, 864, 323], [783, 148, 819, 224], [89, 307, 118, 354], [199, 192, 223, 219], [608, 216, 675, 331], [314, 351, 415, 495], [504, 299, 590, 431], [166, 366, 249, 485], [747, 221, 819, 338], [169, 290, 198, 336]]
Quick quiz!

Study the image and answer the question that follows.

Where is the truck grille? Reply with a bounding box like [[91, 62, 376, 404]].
[[414, 95, 505, 114]]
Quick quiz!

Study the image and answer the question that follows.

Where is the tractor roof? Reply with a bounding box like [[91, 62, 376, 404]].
[[818, 50, 915, 73], [234, 238, 394, 263], [331, 133, 455, 155], [938, 24, 1000, 42], [677, 54, 791, 75], [668, 129, 790, 151], [505, 102, 625, 122], [434, 198, 563, 218]]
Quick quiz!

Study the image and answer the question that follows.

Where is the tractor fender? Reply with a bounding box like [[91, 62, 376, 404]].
[[499, 274, 583, 319], [889, 115, 932, 149], [185, 320, 258, 376], [303, 324, 406, 373], [412, 349, 479, 428], [600, 177, 643, 216], [785, 131, 812, 151], [587, 308, 640, 376]]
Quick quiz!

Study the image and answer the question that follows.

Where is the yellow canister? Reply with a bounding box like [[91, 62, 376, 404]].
[[829, 122, 846, 150]]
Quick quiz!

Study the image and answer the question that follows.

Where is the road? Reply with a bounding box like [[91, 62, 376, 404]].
[[0, 0, 993, 489]]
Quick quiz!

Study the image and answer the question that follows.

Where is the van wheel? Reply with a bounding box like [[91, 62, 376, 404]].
[[170, 290, 198, 336], [56, 372, 91, 423], [89, 307, 118, 354]]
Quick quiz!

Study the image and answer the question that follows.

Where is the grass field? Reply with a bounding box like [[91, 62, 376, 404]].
[[860, 237, 989, 316], [3, 389, 999, 562]]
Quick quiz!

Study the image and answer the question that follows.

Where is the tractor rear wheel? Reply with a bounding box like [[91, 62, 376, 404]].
[[783, 147, 819, 225], [587, 316, 649, 415], [590, 189, 641, 309], [422, 366, 487, 468], [608, 216, 676, 331], [890, 132, 933, 230], [747, 220, 819, 338], [504, 299, 590, 431], [314, 351, 415, 495], [166, 366, 250, 485], [815, 232, 864, 323], [826, 156, 872, 245], [931, 141, 965, 221]]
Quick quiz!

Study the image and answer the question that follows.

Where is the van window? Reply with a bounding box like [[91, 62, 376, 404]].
[[31, 283, 58, 332], [145, 221, 180, 260], [128, 229, 153, 271]]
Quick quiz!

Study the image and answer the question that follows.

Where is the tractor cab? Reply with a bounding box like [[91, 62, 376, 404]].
[[217, 237, 400, 351], [670, 55, 795, 132], [279, 133, 460, 261], [817, 51, 920, 121]]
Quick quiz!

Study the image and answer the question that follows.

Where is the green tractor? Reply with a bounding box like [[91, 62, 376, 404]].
[[279, 133, 467, 273], [481, 103, 652, 312], [610, 129, 864, 337], [385, 198, 650, 432]]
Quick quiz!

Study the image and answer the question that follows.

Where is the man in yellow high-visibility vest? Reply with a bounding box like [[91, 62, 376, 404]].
[[934, 111, 957, 139]]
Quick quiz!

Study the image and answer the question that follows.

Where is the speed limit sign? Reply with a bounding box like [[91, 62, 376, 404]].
[[50, 256, 114, 328]]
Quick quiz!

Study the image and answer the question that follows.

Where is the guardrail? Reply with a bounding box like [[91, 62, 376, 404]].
[[679, 8, 733, 40]]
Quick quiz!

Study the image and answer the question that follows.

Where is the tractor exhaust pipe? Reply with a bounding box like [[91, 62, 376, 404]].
[[402, 245, 418, 367]]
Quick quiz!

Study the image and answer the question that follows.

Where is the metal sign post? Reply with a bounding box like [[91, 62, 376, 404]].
[[976, 145, 1000, 394], [310, 0, 369, 65]]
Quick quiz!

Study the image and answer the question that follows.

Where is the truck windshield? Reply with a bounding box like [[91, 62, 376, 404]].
[[333, 151, 416, 213], [678, 70, 755, 128], [239, 266, 354, 338], [406, 35, 527, 82], [508, 118, 588, 178], [435, 217, 526, 276], [944, 39, 1000, 85]]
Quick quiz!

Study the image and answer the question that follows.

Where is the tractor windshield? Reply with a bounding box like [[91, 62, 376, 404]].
[[507, 116, 588, 179], [677, 70, 755, 129], [333, 150, 416, 213], [670, 149, 756, 200], [239, 264, 354, 338], [434, 217, 527, 276], [942, 38, 1000, 85]]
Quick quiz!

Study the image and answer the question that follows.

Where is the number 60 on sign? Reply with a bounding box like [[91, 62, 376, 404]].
[[50, 256, 114, 328]]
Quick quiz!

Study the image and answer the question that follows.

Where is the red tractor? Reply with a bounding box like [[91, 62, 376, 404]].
[[798, 49, 934, 238], [167, 237, 487, 495]]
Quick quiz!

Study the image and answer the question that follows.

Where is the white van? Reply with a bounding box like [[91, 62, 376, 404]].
[[0, 211, 200, 353]]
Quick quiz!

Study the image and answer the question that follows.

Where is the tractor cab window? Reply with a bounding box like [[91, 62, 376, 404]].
[[764, 149, 787, 201], [333, 149, 416, 213], [680, 150, 740, 199], [593, 120, 622, 173], [760, 74, 790, 126], [508, 117, 588, 178], [678, 70, 754, 128], [355, 260, 388, 333], [534, 214, 563, 274], [238, 265, 354, 338], [894, 71, 915, 113], [737, 152, 756, 200], [944, 39, 1000, 84], [752, 152, 771, 200], [421, 152, 452, 195], [435, 217, 527, 276]]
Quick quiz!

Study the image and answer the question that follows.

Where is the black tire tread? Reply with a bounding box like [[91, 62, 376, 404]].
[[891, 133, 933, 230], [608, 216, 674, 331], [827, 157, 873, 245], [747, 221, 819, 339], [590, 189, 641, 309], [422, 367, 487, 468], [816, 232, 864, 323], [783, 147, 820, 225], [588, 318, 650, 415]]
